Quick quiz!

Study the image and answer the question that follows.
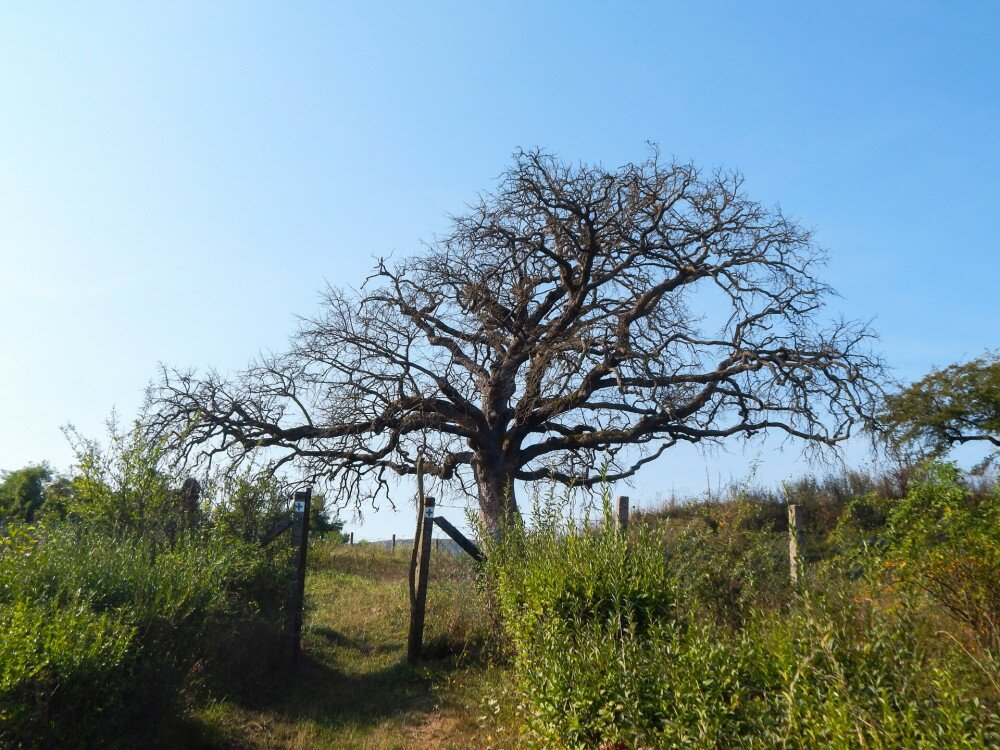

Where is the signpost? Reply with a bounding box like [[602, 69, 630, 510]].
[[408, 484, 435, 663], [289, 488, 312, 663]]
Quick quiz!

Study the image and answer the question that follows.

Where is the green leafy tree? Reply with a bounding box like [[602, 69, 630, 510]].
[[63, 420, 191, 541], [0, 464, 55, 522], [881, 351, 1000, 468], [209, 471, 290, 543], [208, 473, 345, 542], [309, 494, 346, 540]]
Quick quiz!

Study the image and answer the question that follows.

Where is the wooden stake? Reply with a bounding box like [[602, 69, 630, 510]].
[[788, 503, 803, 585], [432, 516, 485, 563], [616, 495, 630, 534], [409, 458, 425, 613]]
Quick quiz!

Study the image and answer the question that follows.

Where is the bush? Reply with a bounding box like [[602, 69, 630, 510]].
[[62, 421, 190, 543], [208, 470, 292, 543], [482, 493, 676, 747], [485, 494, 675, 646], [0, 521, 290, 747], [484, 486, 999, 749], [664, 498, 791, 628], [0, 598, 135, 746], [879, 462, 1000, 658]]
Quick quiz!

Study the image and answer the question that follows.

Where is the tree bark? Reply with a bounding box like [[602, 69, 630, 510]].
[[472, 453, 518, 537]]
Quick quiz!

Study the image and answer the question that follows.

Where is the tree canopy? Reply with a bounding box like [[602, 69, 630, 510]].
[[880, 351, 1000, 469], [0, 464, 57, 522], [152, 149, 884, 532]]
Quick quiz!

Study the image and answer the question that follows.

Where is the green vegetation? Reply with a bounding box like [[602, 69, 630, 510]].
[[0, 418, 495, 748], [0, 522, 290, 747], [0, 425, 294, 747], [191, 542, 504, 749], [0, 464, 64, 523], [2, 460, 999, 748], [881, 350, 1000, 469], [3, 407, 999, 748], [878, 462, 1000, 659], [482, 468, 1000, 749]]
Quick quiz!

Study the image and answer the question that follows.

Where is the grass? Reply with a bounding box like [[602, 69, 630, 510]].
[[193, 542, 513, 749]]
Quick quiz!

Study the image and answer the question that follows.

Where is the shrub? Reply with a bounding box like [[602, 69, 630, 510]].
[[0, 598, 135, 746], [486, 496, 675, 644], [664, 498, 790, 628], [879, 462, 1000, 658], [484, 486, 999, 749], [0, 521, 290, 746]]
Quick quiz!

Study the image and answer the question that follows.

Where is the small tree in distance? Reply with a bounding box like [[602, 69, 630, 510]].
[[880, 351, 1000, 471], [151, 149, 884, 534], [0, 464, 55, 523]]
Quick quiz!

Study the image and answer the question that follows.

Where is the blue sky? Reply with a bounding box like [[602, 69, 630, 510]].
[[1, 2, 997, 539]]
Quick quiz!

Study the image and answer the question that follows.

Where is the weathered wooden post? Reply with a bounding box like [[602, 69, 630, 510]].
[[408, 490, 435, 663], [392, 533, 396, 551], [616, 495, 630, 534], [180, 477, 201, 530], [788, 503, 803, 585], [432, 516, 485, 563], [289, 488, 312, 664], [349, 531, 354, 545], [409, 460, 425, 616]]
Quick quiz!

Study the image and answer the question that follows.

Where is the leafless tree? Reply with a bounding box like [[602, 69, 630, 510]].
[[150, 149, 884, 534]]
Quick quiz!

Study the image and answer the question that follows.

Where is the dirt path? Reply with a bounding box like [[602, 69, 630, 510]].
[[190, 544, 512, 749]]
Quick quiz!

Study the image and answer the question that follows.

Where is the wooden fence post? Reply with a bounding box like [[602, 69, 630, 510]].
[[392, 533, 396, 551], [432, 516, 485, 563], [289, 488, 312, 664], [349, 531, 354, 545], [408, 493, 435, 663], [788, 503, 803, 585], [616, 495, 630, 534], [181, 477, 201, 530], [409, 459, 425, 623]]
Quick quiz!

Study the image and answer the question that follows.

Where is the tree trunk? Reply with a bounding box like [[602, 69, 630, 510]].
[[472, 454, 518, 538]]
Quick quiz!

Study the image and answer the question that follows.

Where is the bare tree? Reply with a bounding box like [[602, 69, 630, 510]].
[[151, 149, 883, 534]]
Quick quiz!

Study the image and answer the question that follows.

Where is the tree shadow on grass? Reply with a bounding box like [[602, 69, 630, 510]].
[[215, 628, 443, 736], [283, 653, 434, 726], [311, 625, 402, 656], [162, 652, 442, 750]]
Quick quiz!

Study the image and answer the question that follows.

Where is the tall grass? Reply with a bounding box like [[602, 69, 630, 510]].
[[0, 521, 290, 747], [0, 421, 310, 746], [482, 471, 1000, 749]]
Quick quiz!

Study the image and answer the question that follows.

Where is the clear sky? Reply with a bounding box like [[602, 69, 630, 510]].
[[1, 2, 997, 539]]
